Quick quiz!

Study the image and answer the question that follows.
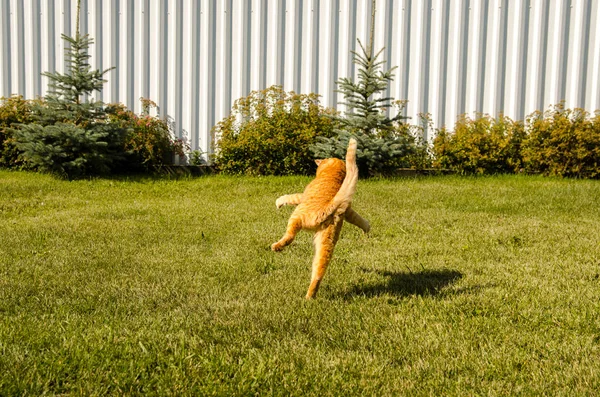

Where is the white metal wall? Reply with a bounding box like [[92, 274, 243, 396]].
[[1, 0, 599, 152]]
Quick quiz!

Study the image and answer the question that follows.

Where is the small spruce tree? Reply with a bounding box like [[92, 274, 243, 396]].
[[311, 2, 417, 176], [13, 2, 126, 178], [334, 40, 405, 136]]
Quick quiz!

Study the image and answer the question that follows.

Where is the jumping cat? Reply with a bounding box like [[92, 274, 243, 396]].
[[271, 138, 370, 299]]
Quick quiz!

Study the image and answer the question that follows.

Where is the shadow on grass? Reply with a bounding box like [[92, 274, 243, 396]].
[[339, 268, 463, 299]]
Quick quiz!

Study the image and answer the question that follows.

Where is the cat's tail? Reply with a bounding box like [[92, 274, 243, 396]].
[[317, 138, 359, 222]]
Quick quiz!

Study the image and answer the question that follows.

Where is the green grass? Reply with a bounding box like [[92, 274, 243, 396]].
[[1, 170, 599, 395]]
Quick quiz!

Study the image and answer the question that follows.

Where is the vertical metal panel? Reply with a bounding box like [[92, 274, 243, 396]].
[[568, 0, 592, 109], [9, 0, 24, 95], [589, 0, 600, 111], [249, 0, 266, 91], [428, 0, 449, 126], [546, 0, 569, 106], [525, 0, 548, 115], [215, 0, 232, 132], [0, 1, 11, 95], [1, 0, 599, 154], [265, 0, 282, 89], [301, 0, 318, 95], [230, 0, 249, 106], [337, 0, 355, 110]]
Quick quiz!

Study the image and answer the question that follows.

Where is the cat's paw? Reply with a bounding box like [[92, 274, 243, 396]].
[[275, 197, 286, 209], [271, 242, 283, 251]]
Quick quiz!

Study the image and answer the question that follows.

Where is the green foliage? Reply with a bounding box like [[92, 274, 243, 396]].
[[35, 34, 113, 126], [188, 150, 206, 166], [313, 128, 422, 177], [432, 114, 525, 175], [333, 41, 406, 134], [212, 86, 337, 175], [13, 122, 124, 178], [13, 32, 126, 179], [106, 100, 187, 172], [0, 96, 37, 168], [521, 104, 600, 178], [311, 41, 412, 176], [394, 110, 434, 170]]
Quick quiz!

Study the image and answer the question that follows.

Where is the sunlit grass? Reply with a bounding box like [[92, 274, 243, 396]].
[[1, 170, 599, 395]]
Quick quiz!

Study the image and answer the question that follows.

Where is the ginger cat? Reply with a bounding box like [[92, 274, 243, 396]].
[[271, 138, 370, 299]]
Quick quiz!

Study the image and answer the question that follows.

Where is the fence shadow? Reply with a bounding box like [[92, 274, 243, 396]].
[[338, 268, 463, 299]]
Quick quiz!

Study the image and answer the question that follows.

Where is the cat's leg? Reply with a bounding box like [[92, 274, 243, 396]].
[[275, 193, 303, 208], [345, 207, 371, 233], [271, 215, 302, 251], [305, 218, 344, 299]]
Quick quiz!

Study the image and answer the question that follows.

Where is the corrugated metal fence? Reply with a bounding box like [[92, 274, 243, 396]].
[[1, 0, 599, 154]]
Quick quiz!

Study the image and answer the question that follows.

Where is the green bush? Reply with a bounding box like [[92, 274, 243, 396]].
[[394, 111, 433, 170], [212, 86, 337, 176], [0, 96, 37, 168], [521, 104, 600, 178], [14, 121, 126, 178], [4, 96, 185, 176], [13, 94, 128, 179], [432, 114, 525, 175], [106, 99, 187, 172]]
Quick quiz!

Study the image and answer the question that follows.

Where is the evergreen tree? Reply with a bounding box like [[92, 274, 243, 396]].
[[13, 2, 126, 178], [334, 40, 405, 136], [311, 2, 418, 176]]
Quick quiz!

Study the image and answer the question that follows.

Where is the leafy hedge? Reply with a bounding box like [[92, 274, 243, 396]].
[[4, 92, 600, 179], [212, 86, 337, 176], [0, 96, 38, 168], [432, 105, 600, 178], [106, 99, 187, 172], [432, 114, 525, 175], [521, 104, 600, 178]]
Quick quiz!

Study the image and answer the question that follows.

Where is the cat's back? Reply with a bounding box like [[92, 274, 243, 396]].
[[301, 159, 346, 207]]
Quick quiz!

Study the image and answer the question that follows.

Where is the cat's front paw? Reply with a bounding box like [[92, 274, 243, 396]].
[[271, 242, 283, 251], [275, 197, 286, 209]]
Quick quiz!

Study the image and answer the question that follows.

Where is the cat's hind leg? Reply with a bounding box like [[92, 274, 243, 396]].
[[271, 215, 302, 251], [345, 207, 370, 233], [305, 217, 344, 299], [276, 193, 303, 208]]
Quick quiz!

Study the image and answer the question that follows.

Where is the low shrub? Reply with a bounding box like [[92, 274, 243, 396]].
[[521, 104, 600, 178], [106, 99, 187, 172], [212, 86, 337, 176], [13, 103, 127, 179], [15, 121, 127, 178], [0, 96, 37, 168], [432, 114, 525, 175], [395, 112, 434, 170], [4, 96, 184, 176]]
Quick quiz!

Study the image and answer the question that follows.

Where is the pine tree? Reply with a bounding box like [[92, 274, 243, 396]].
[[311, 2, 417, 176], [334, 39, 405, 136], [13, 1, 126, 178]]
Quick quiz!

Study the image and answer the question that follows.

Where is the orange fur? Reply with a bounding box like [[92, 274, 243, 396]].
[[271, 138, 370, 299]]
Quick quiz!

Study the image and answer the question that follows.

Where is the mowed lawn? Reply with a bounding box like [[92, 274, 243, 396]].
[[1, 170, 599, 395]]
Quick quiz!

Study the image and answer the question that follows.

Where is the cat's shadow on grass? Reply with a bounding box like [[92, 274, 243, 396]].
[[337, 268, 464, 299]]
